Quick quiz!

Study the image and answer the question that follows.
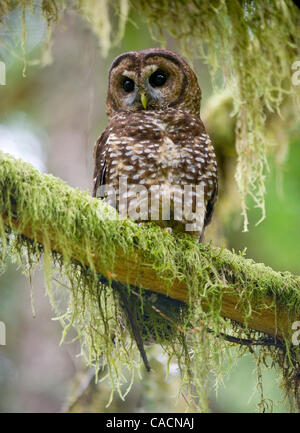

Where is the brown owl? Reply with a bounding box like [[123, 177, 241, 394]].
[[93, 48, 218, 241], [92, 49, 218, 370]]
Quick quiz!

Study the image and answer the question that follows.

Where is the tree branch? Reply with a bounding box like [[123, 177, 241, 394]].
[[0, 152, 299, 341]]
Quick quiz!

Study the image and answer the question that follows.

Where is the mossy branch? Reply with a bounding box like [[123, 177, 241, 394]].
[[1, 152, 299, 342]]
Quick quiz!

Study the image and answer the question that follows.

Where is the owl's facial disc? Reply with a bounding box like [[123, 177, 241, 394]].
[[107, 49, 201, 117]]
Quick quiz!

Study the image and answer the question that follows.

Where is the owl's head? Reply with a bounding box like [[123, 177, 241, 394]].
[[106, 48, 201, 118]]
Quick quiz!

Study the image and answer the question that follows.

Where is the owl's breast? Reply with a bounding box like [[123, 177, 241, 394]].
[[94, 110, 217, 238], [104, 109, 211, 187]]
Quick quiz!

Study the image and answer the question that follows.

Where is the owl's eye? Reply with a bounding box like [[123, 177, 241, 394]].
[[149, 69, 167, 87], [122, 78, 135, 93]]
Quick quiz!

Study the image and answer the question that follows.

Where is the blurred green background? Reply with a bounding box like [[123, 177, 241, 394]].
[[0, 6, 299, 413]]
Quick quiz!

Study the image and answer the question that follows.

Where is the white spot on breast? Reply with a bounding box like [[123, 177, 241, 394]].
[[185, 173, 195, 180], [150, 118, 167, 131]]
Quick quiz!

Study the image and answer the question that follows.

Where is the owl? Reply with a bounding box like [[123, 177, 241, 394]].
[[93, 48, 218, 241], [92, 49, 218, 370]]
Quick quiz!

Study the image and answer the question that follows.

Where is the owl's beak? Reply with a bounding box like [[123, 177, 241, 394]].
[[140, 91, 148, 109]]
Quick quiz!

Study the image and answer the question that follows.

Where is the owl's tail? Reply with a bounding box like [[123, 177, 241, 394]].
[[115, 283, 151, 372], [97, 274, 185, 373]]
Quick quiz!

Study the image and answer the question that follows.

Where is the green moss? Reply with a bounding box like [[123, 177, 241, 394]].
[[0, 152, 300, 411]]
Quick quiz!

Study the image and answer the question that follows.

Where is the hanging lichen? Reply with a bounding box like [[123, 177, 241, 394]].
[[1, 152, 300, 411]]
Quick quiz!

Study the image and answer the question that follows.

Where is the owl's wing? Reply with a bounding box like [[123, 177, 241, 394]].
[[92, 129, 109, 198], [194, 130, 218, 235]]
